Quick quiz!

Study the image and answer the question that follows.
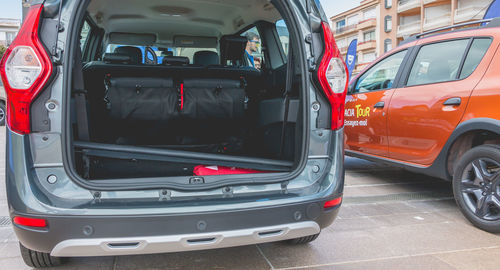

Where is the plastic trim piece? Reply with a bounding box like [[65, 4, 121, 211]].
[[51, 221, 320, 257]]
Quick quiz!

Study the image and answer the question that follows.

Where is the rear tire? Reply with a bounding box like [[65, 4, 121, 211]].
[[452, 144, 500, 233], [20, 243, 63, 268], [287, 233, 320, 244], [0, 102, 5, 126]]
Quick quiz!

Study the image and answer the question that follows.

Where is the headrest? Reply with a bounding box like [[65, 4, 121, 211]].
[[162, 56, 190, 66], [114, 46, 142, 64], [161, 51, 174, 57], [220, 35, 247, 66], [194, 51, 220, 65], [103, 53, 131, 64]]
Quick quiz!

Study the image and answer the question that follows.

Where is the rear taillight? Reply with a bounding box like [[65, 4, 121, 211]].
[[317, 22, 348, 130], [324, 197, 342, 209], [0, 4, 53, 134], [13, 216, 47, 228]]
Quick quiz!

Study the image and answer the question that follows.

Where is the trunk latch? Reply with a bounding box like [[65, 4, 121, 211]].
[[189, 177, 205, 184]]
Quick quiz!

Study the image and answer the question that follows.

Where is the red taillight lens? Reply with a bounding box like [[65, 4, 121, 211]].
[[13, 216, 47, 228], [317, 22, 348, 130], [324, 197, 342, 209], [0, 4, 53, 134]]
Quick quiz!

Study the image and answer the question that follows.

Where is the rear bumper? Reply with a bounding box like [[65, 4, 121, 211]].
[[50, 221, 320, 257], [13, 199, 340, 256]]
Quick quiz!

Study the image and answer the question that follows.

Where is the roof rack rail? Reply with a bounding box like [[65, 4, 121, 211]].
[[400, 18, 500, 46]]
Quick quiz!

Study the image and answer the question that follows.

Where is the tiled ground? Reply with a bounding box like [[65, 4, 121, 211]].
[[0, 126, 499, 269]]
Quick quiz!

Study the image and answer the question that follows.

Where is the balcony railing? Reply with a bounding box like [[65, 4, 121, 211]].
[[397, 21, 421, 37], [358, 40, 377, 51], [423, 0, 447, 5], [423, 14, 451, 30], [334, 24, 358, 35], [357, 18, 377, 30], [455, 5, 489, 23], [398, 0, 421, 13]]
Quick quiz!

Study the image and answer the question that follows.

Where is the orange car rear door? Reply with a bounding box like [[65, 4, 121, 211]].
[[387, 38, 493, 165], [345, 49, 409, 157]]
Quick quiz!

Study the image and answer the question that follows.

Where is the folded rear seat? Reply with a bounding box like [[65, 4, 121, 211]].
[[106, 77, 245, 121], [82, 40, 259, 145]]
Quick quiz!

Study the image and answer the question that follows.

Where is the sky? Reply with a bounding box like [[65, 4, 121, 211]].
[[0, 0, 357, 21], [319, 0, 360, 18], [0, 0, 22, 20]]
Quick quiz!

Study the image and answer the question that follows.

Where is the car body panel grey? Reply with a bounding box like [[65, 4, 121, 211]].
[[6, 0, 345, 256], [10, 130, 343, 215]]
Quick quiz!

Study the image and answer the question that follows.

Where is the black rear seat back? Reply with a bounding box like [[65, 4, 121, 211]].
[[162, 56, 190, 66], [107, 77, 177, 121], [194, 51, 219, 65], [182, 78, 245, 120], [114, 46, 142, 65], [103, 53, 131, 64], [105, 77, 245, 122]]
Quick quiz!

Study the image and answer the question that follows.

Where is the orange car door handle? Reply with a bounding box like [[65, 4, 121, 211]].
[[374, 101, 385, 108], [443, 97, 461, 106]]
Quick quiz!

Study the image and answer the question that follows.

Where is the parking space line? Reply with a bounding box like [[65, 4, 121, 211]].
[[274, 245, 500, 270], [256, 244, 275, 270]]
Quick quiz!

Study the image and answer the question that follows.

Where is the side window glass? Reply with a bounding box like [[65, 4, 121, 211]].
[[241, 27, 264, 70], [407, 39, 469, 86], [80, 21, 91, 53], [354, 50, 407, 93], [275, 19, 290, 58], [459, 38, 492, 79]]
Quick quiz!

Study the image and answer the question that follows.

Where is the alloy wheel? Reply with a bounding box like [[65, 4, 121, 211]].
[[0, 107, 4, 122], [460, 158, 500, 221]]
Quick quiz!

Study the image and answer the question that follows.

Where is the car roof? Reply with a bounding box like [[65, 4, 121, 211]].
[[87, 0, 282, 46], [402, 18, 500, 46]]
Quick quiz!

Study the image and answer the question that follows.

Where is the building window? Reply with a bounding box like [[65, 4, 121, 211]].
[[6, 32, 16, 46], [363, 52, 377, 63], [384, 39, 392, 53], [364, 31, 375, 42], [337, 38, 347, 49], [385, 15, 392, 32], [385, 0, 392, 9], [363, 8, 376, 20], [347, 14, 359, 26], [336, 19, 346, 31]]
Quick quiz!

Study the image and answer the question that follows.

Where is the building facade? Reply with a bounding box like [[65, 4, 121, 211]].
[[0, 19, 20, 47], [332, 0, 493, 75]]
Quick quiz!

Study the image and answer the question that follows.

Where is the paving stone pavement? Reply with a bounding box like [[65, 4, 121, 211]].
[[0, 126, 499, 269]]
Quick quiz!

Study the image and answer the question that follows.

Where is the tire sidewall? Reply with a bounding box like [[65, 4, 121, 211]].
[[0, 102, 5, 126], [452, 144, 500, 233]]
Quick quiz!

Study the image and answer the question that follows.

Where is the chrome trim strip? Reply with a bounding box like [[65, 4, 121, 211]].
[[307, 155, 329, 159], [51, 221, 320, 257]]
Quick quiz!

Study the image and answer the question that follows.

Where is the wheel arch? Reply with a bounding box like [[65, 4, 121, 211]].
[[437, 118, 500, 180]]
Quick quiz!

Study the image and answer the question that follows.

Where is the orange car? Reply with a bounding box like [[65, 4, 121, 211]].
[[344, 19, 500, 232]]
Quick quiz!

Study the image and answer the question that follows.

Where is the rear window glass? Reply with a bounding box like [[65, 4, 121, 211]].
[[407, 39, 469, 86], [80, 21, 91, 53], [276, 20, 290, 57], [459, 38, 492, 79], [105, 45, 217, 64], [241, 27, 264, 69]]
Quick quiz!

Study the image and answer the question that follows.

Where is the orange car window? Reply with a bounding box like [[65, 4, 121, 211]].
[[354, 50, 407, 93], [407, 39, 469, 86], [459, 38, 492, 79]]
